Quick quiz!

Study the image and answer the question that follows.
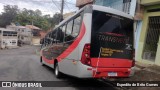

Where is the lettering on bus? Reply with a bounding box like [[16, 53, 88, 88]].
[[97, 34, 129, 44], [101, 48, 124, 57]]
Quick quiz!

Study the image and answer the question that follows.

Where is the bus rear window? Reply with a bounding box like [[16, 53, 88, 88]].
[[91, 10, 133, 59], [92, 10, 133, 36]]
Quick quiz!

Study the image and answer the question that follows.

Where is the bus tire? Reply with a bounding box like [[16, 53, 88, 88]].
[[54, 63, 61, 78], [40, 57, 44, 66]]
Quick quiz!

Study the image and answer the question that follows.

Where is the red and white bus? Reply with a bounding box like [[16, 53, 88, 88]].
[[40, 5, 135, 78]]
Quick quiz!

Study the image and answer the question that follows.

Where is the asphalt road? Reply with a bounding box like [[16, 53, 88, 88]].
[[0, 45, 116, 90]]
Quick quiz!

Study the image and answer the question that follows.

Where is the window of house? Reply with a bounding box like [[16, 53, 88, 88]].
[[12, 40, 16, 45], [3, 31, 9, 36]]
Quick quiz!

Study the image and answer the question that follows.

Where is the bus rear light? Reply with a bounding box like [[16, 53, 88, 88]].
[[81, 44, 91, 66]]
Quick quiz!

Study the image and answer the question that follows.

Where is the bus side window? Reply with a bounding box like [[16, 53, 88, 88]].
[[64, 15, 82, 45], [72, 15, 81, 38], [56, 27, 65, 43], [65, 20, 74, 43], [51, 29, 58, 44], [48, 33, 52, 45], [45, 35, 49, 46], [62, 24, 66, 42]]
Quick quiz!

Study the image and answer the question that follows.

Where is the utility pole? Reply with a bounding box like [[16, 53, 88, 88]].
[[60, 0, 64, 21]]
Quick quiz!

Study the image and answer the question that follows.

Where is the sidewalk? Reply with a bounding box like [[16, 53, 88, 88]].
[[121, 62, 160, 81], [112, 62, 160, 90]]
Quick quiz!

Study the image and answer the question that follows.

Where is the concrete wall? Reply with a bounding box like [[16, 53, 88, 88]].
[[135, 21, 143, 61], [155, 36, 160, 66], [141, 0, 160, 5]]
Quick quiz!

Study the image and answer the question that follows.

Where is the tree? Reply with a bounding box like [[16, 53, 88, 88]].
[[50, 13, 62, 28], [0, 5, 19, 27], [0, 5, 62, 31]]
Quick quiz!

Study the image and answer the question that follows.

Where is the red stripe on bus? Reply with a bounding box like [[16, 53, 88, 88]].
[[57, 22, 86, 62], [42, 56, 54, 64], [91, 58, 133, 68]]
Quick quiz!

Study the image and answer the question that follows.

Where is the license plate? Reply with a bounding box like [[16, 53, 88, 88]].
[[108, 72, 117, 76]]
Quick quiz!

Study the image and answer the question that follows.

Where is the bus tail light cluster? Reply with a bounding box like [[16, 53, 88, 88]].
[[81, 44, 91, 66]]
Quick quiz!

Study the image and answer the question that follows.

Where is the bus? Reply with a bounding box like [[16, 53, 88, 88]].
[[40, 5, 135, 78]]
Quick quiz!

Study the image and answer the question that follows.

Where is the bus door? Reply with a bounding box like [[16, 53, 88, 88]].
[[90, 10, 134, 68]]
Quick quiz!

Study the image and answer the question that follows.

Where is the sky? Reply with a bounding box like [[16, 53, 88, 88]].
[[0, 0, 77, 16]]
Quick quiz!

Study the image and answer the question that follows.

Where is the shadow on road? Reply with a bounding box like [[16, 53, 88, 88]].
[[42, 65, 116, 90]]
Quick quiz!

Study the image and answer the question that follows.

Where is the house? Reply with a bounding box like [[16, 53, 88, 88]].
[[26, 25, 41, 45], [6, 25, 32, 45], [63, 12, 75, 19], [25, 25, 41, 36], [0, 28, 18, 49], [135, 0, 160, 66]]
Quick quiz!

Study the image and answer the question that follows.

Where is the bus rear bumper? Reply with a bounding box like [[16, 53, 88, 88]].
[[91, 67, 134, 78]]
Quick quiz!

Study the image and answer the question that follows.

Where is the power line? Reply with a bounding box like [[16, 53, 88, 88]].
[[51, 0, 61, 11], [64, 3, 71, 11], [65, 1, 75, 5]]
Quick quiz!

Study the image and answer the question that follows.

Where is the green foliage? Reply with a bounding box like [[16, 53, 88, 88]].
[[0, 5, 19, 27], [0, 5, 62, 31]]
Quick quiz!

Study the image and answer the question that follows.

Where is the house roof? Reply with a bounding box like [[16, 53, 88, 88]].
[[7, 25, 26, 29], [26, 25, 41, 30]]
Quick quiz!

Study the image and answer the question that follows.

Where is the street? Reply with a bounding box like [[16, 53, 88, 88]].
[[0, 45, 116, 90]]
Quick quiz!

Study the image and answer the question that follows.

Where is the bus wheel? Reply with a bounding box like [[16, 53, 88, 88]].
[[54, 63, 61, 78], [40, 57, 44, 66]]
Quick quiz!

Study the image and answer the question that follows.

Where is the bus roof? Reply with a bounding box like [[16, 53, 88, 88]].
[[92, 5, 133, 19], [54, 5, 133, 31]]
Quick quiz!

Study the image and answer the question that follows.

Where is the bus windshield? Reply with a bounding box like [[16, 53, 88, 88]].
[[91, 10, 133, 60]]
